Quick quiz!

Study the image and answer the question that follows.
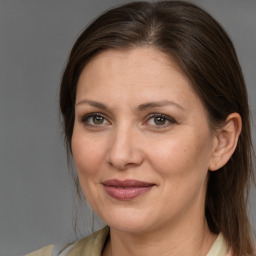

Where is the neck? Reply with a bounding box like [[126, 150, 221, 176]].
[[103, 216, 217, 256]]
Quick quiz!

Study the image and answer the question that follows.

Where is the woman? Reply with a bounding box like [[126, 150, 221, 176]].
[[27, 1, 255, 255]]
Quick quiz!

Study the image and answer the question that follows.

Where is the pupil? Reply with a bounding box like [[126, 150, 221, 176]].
[[93, 116, 103, 124], [154, 117, 166, 125]]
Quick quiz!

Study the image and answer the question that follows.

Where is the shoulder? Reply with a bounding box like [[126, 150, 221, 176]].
[[68, 226, 109, 256], [207, 233, 229, 256], [24, 226, 109, 256], [25, 245, 54, 256]]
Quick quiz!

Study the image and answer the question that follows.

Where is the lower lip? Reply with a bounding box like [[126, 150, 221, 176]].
[[104, 185, 153, 200]]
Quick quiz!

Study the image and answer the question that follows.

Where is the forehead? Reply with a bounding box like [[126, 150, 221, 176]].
[[83, 47, 184, 78], [75, 46, 210, 127], [77, 47, 192, 94], [75, 47, 207, 114]]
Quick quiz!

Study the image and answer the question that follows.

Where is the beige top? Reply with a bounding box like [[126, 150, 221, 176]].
[[26, 226, 231, 256]]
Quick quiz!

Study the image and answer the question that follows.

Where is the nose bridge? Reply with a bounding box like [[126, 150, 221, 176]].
[[107, 122, 143, 169]]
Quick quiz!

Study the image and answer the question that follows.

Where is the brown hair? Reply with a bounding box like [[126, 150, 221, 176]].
[[59, 1, 255, 255]]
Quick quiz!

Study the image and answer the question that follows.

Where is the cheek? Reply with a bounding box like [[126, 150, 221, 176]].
[[147, 134, 211, 211], [71, 132, 107, 206], [146, 132, 212, 180], [71, 131, 105, 178]]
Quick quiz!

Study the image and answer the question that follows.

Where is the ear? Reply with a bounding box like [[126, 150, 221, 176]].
[[208, 113, 242, 171]]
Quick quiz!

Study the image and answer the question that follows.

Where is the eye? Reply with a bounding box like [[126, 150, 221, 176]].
[[81, 113, 109, 126], [152, 116, 167, 125], [146, 114, 176, 127]]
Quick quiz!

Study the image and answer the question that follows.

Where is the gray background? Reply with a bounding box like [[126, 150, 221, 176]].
[[0, 0, 255, 255]]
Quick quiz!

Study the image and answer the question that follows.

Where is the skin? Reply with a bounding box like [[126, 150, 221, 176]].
[[71, 47, 241, 256]]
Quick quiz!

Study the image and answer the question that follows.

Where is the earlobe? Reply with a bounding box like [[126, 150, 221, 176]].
[[208, 113, 242, 171]]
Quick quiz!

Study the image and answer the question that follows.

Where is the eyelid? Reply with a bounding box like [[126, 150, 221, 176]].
[[79, 112, 176, 128], [144, 113, 177, 126], [81, 112, 111, 125]]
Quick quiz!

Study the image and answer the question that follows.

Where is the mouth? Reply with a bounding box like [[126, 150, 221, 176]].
[[102, 179, 155, 200]]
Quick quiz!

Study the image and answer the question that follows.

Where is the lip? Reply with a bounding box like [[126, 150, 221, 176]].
[[102, 179, 155, 200]]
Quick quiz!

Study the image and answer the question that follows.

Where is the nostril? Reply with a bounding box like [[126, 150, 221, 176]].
[[106, 129, 144, 169], [107, 147, 144, 170]]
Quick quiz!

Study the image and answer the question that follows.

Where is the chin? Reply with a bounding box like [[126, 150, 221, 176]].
[[98, 207, 158, 234]]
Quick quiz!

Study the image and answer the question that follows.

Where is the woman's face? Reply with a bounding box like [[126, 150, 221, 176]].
[[72, 47, 217, 234]]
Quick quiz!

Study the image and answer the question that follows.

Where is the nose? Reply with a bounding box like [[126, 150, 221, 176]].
[[106, 125, 144, 170]]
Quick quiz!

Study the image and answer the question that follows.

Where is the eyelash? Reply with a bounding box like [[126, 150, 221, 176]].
[[80, 112, 176, 128], [81, 112, 110, 126], [145, 113, 176, 127]]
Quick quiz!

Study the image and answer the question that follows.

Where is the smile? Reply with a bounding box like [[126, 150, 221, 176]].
[[102, 179, 155, 200]]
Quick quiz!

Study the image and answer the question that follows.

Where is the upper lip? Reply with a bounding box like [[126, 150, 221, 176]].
[[102, 179, 154, 187]]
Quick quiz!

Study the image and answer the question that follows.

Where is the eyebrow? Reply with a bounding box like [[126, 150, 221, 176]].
[[137, 100, 185, 111], [75, 99, 184, 111], [76, 99, 108, 110]]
